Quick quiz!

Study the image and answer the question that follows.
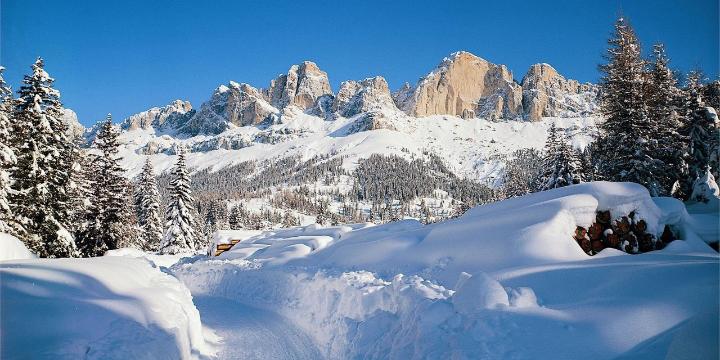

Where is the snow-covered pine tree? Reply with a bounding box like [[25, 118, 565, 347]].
[[537, 123, 581, 191], [65, 134, 93, 240], [596, 18, 663, 195], [134, 158, 163, 251], [315, 200, 329, 226], [161, 151, 197, 254], [74, 153, 104, 257], [228, 204, 241, 229], [114, 180, 142, 249], [0, 67, 17, 235], [90, 114, 133, 254], [646, 44, 683, 195], [680, 71, 719, 198], [503, 148, 543, 197], [10, 58, 78, 257]]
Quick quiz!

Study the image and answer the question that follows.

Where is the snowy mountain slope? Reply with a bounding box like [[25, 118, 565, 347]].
[[107, 51, 599, 184], [117, 114, 598, 183], [168, 182, 718, 359]]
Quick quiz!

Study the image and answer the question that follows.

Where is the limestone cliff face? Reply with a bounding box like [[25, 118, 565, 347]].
[[332, 76, 401, 132], [521, 63, 599, 121], [396, 52, 523, 120], [333, 76, 396, 117], [265, 61, 332, 111], [121, 100, 194, 131], [181, 82, 279, 135]]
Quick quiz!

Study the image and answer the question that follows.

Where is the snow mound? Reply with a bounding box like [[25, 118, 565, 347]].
[[1, 256, 213, 359], [169, 181, 718, 359], [104, 247, 191, 268], [690, 168, 720, 203], [0, 233, 36, 261]]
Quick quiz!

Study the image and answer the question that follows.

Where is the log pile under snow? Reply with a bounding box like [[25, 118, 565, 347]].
[[574, 210, 677, 255]]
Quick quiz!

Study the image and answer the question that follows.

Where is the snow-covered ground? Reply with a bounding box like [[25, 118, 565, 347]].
[[2, 182, 718, 359]]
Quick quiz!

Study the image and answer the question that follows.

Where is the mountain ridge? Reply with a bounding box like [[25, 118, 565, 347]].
[[119, 51, 598, 135]]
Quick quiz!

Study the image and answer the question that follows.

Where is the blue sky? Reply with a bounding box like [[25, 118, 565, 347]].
[[2, 0, 717, 126]]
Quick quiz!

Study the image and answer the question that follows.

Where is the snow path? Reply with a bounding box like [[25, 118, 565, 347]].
[[193, 296, 323, 360]]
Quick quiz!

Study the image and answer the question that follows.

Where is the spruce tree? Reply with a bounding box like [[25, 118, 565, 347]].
[[0, 67, 17, 235], [646, 44, 683, 195], [75, 153, 104, 256], [134, 158, 164, 251], [228, 204, 241, 229], [82, 115, 132, 255], [680, 71, 719, 197], [537, 123, 580, 191], [161, 151, 197, 254], [11, 58, 77, 257], [596, 18, 663, 195]]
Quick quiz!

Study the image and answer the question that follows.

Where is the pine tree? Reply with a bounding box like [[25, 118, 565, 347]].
[[680, 71, 719, 198], [161, 151, 197, 254], [134, 158, 163, 251], [596, 18, 663, 195], [79, 115, 133, 256], [503, 148, 543, 197], [10, 58, 78, 257], [75, 153, 104, 256], [117, 180, 142, 249], [315, 200, 329, 226], [646, 44, 683, 195], [537, 123, 580, 191], [228, 204, 241, 229], [0, 66, 17, 235]]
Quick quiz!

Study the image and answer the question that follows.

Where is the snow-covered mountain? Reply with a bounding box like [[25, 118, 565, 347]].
[[111, 51, 598, 179]]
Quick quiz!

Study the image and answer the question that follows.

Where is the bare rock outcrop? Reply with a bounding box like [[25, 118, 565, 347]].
[[181, 82, 279, 135], [521, 63, 599, 121], [333, 76, 397, 117], [121, 100, 194, 131], [265, 61, 332, 111], [396, 52, 523, 120]]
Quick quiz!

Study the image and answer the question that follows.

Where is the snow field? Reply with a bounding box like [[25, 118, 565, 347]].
[[0, 256, 214, 359]]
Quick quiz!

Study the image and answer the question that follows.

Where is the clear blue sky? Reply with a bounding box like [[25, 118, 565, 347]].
[[2, 0, 717, 126]]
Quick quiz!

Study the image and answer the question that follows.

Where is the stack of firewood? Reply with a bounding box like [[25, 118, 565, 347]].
[[574, 210, 677, 256]]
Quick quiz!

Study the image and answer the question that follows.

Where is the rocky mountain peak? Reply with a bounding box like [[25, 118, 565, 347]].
[[121, 100, 194, 131], [395, 51, 523, 120], [179, 81, 279, 135], [521, 63, 598, 121], [333, 76, 396, 118], [265, 61, 332, 111]]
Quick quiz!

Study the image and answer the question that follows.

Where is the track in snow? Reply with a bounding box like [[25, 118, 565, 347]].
[[194, 296, 322, 360]]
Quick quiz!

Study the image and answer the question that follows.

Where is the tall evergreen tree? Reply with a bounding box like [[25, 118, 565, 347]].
[[80, 115, 132, 256], [596, 18, 663, 195], [537, 124, 581, 191], [680, 71, 719, 197], [228, 204, 241, 229], [503, 148, 543, 197], [646, 44, 683, 195], [134, 158, 163, 251], [0, 67, 17, 235], [10, 58, 77, 257], [161, 151, 197, 254]]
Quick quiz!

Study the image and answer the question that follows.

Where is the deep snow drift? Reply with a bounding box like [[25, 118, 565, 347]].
[[2, 182, 718, 359], [172, 182, 719, 359], [0, 255, 214, 359]]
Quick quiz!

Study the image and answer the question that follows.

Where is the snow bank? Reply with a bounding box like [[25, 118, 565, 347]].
[[1, 256, 213, 359], [168, 181, 717, 359], [104, 247, 190, 268], [0, 233, 36, 261]]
